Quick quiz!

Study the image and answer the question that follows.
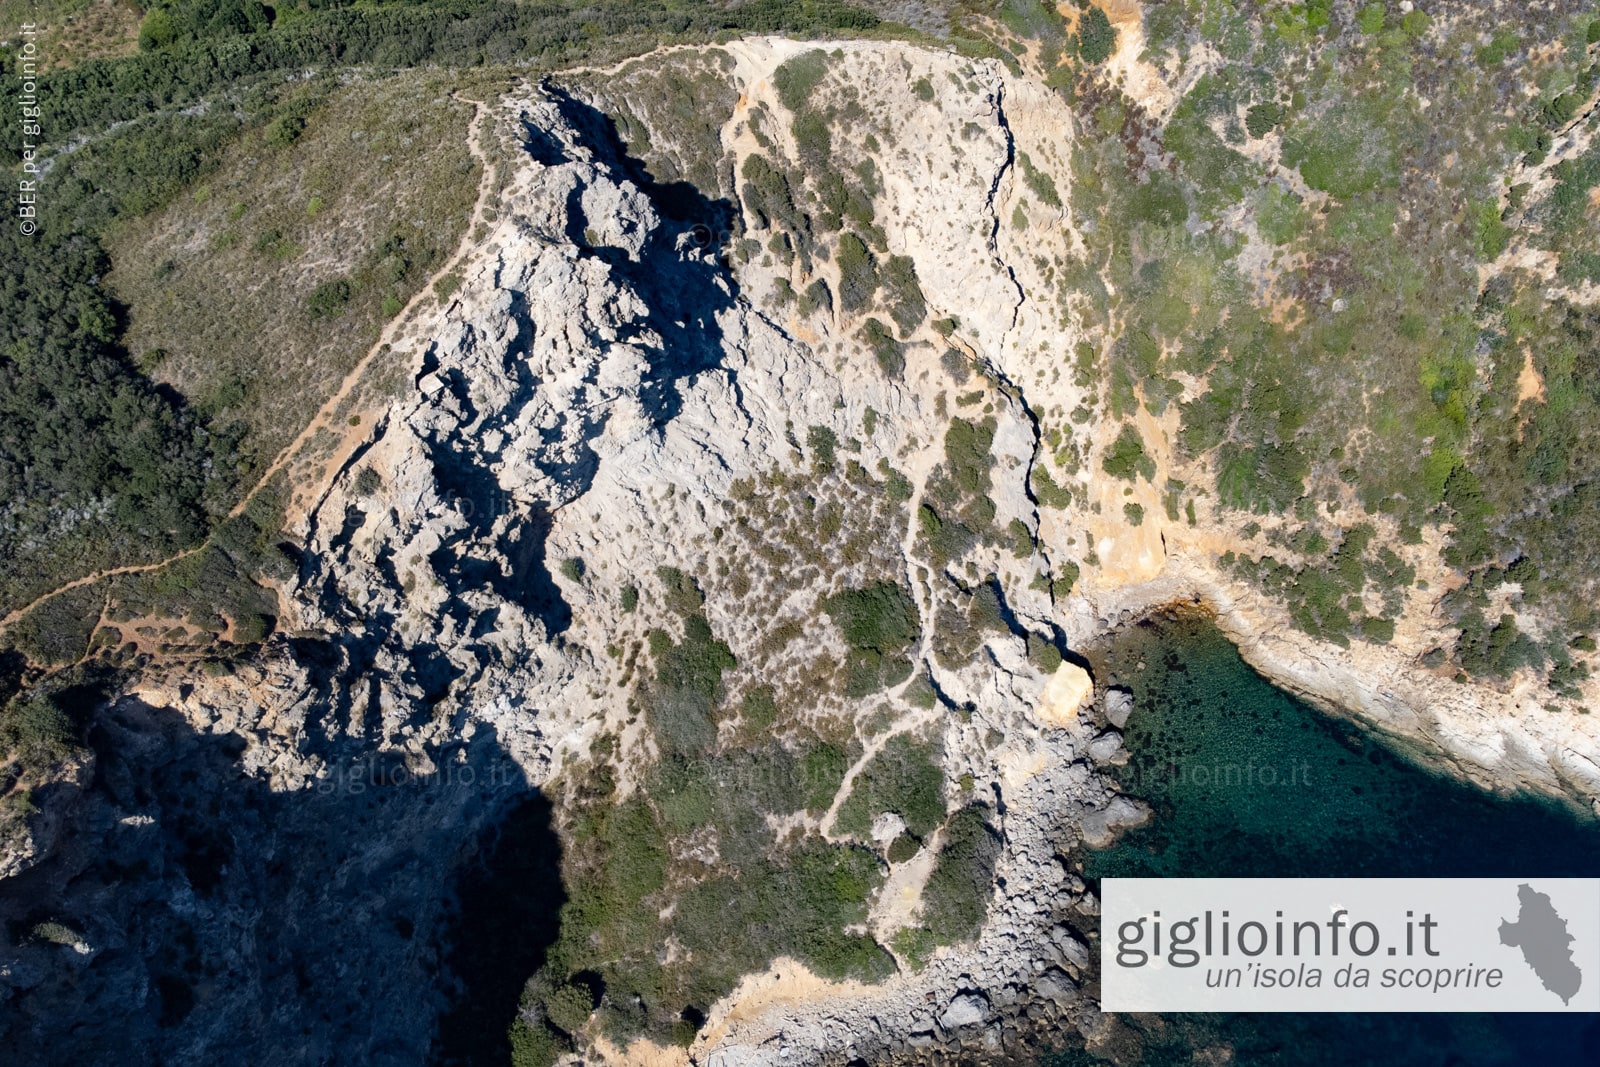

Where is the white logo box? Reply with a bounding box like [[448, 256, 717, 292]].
[[1101, 878, 1600, 1012]]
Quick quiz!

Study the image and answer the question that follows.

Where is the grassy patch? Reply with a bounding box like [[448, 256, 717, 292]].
[[107, 73, 480, 482]]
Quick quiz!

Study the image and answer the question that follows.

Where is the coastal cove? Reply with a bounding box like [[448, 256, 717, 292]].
[[1056, 609, 1600, 1066]]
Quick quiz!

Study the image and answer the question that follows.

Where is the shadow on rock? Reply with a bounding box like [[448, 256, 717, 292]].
[[0, 697, 564, 1067]]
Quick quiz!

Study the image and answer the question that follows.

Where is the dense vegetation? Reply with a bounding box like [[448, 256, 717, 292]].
[[0, 221, 221, 606], [1042, 0, 1600, 693], [1, 0, 882, 162]]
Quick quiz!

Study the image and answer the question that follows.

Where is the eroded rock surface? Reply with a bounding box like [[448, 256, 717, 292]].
[[6, 33, 1600, 1067]]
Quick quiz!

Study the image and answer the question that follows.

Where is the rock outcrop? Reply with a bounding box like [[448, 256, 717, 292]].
[[5, 31, 1600, 1067]]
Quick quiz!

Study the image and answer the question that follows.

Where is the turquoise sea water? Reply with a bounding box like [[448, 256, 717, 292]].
[[1050, 609, 1600, 1066]]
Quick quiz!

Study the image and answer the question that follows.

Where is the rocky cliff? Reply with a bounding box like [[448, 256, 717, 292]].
[[5, 30, 1600, 1067]]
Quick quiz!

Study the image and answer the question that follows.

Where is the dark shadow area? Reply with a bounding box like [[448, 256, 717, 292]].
[[539, 85, 741, 427], [434, 792, 566, 1066], [0, 649, 27, 707], [0, 696, 564, 1067]]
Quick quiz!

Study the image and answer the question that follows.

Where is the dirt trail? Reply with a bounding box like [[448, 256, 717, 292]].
[[251, 95, 494, 528], [0, 95, 495, 646]]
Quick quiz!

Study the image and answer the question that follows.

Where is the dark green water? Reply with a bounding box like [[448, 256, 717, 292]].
[[1050, 609, 1600, 1066]]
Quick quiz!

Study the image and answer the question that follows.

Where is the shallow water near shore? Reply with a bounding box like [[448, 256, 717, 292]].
[[1046, 609, 1600, 1065]]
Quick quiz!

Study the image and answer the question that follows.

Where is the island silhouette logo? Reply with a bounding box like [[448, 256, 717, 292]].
[[1498, 882, 1584, 1005]]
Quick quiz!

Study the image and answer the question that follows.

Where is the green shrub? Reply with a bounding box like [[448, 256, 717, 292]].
[[807, 425, 839, 472], [1473, 200, 1511, 261], [232, 612, 273, 645], [650, 615, 734, 700], [543, 982, 595, 1035], [1245, 101, 1283, 138], [823, 582, 919, 656], [887, 833, 921, 863], [944, 417, 996, 495], [836, 232, 878, 313], [1018, 151, 1062, 208], [1032, 465, 1074, 509], [1360, 616, 1396, 643], [1007, 518, 1034, 558], [902, 672, 938, 709], [1027, 632, 1063, 672], [881, 254, 926, 333], [835, 734, 945, 838], [620, 584, 639, 613], [790, 111, 833, 174], [509, 1019, 563, 1067], [741, 153, 808, 240], [308, 277, 353, 318], [880, 462, 913, 501], [893, 925, 937, 970], [1123, 502, 1145, 526], [1257, 184, 1306, 244], [922, 805, 1001, 944], [742, 685, 778, 729], [647, 614, 735, 755], [653, 754, 714, 832], [656, 566, 704, 615], [0, 693, 77, 768], [1076, 6, 1117, 64], [265, 114, 306, 148], [861, 318, 905, 377], [7, 585, 103, 664], [1282, 111, 1397, 199], [433, 272, 462, 300], [559, 557, 585, 583], [802, 742, 850, 811], [1128, 171, 1187, 227], [1103, 424, 1155, 481], [772, 50, 832, 112], [799, 278, 833, 317], [1052, 561, 1080, 599]]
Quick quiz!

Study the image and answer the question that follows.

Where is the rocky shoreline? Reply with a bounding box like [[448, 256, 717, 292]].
[[1088, 557, 1600, 816], [6, 33, 1600, 1067], [685, 565, 1600, 1067]]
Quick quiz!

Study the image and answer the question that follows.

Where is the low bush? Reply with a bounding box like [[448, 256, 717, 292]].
[[1102, 424, 1155, 481], [836, 232, 878, 314], [646, 614, 735, 756], [921, 805, 1001, 944], [307, 277, 353, 318], [835, 733, 945, 839], [772, 49, 832, 113], [1076, 5, 1116, 63], [655, 566, 704, 616], [0, 692, 79, 768]]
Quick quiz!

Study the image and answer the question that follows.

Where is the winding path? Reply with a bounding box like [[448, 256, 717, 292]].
[[0, 94, 496, 646]]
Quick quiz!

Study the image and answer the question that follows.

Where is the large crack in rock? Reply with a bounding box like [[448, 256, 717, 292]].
[[9, 32, 1600, 1067]]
